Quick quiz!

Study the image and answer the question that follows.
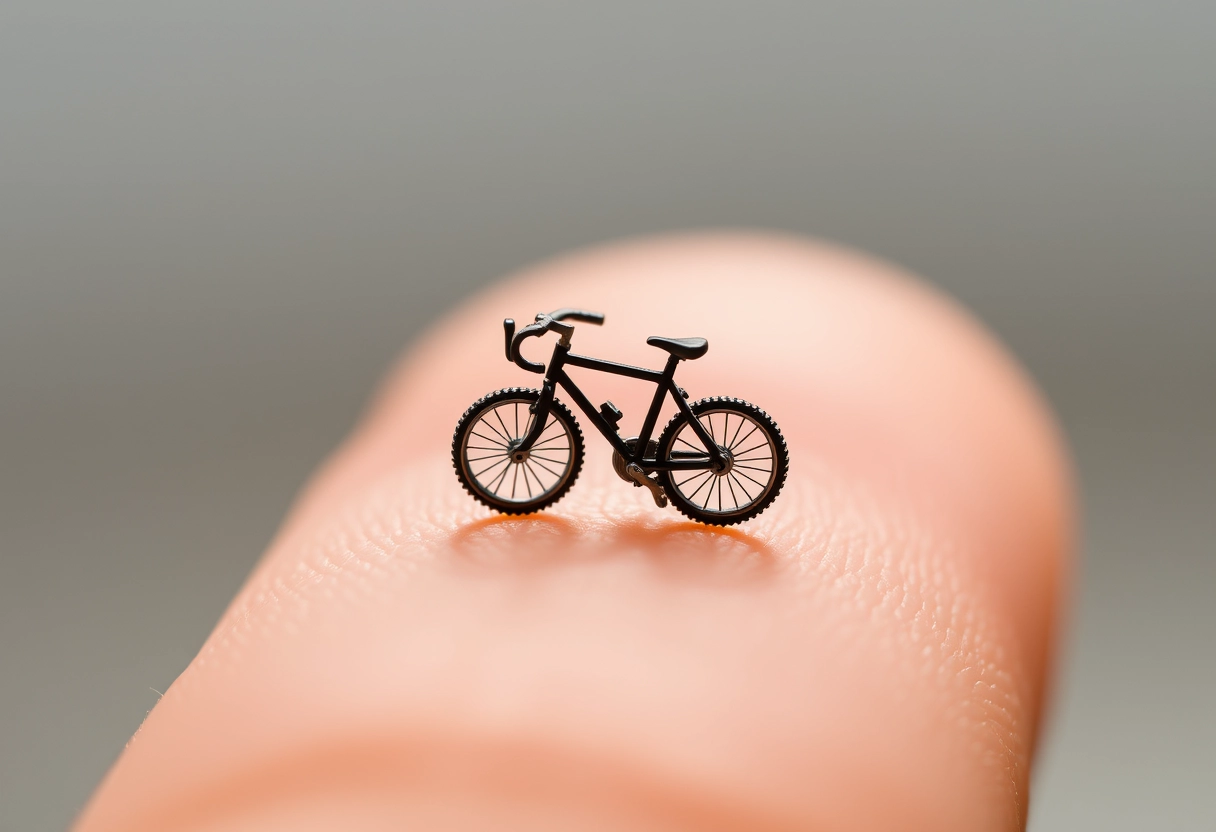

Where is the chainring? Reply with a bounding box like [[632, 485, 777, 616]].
[[612, 437, 659, 482]]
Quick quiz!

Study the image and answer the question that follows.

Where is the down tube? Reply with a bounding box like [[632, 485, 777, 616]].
[[553, 370, 632, 456]]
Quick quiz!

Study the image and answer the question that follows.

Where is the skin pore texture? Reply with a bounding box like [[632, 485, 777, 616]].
[[75, 233, 1073, 831]]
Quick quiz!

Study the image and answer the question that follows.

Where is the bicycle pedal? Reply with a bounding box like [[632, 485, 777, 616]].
[[624, 463, 668, 509]]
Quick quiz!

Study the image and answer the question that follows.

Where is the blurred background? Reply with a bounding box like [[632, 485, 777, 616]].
[[2, 2, 1212, 829]]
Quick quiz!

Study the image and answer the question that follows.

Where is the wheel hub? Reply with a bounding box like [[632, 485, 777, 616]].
[[712, 446, 734, 475], [507, 440, 530, 464]]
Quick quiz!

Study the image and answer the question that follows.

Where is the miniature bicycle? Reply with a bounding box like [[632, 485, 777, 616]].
[[452, 308, 789, 526]]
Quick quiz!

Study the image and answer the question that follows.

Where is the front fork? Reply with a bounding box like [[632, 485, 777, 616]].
[[515, 379, 557, 452]]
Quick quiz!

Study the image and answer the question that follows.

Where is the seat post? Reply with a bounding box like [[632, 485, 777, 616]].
[[662, 353, 681, 378]]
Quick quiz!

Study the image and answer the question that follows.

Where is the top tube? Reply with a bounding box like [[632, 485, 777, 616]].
[[560, 350, 667, 382]]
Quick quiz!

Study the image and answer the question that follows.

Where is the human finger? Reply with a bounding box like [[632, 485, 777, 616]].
[[76, 233, 1073, 831]]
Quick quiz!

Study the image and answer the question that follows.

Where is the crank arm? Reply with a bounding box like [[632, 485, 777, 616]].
[[624, 463, 668, 509]]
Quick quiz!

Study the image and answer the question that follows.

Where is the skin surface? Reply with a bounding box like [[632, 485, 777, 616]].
[[75, 233, 1073, 831]]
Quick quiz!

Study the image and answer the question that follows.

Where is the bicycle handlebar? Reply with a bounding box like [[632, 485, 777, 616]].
[[547, 308, 605, 326], [504, 308, 605, 373], [509, 320, 549, 373]]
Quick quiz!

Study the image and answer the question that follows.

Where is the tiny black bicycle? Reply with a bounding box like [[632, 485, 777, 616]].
[[452, 309, 789, 526]]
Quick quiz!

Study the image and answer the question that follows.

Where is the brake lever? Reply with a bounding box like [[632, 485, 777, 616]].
[[530, 313, 573, 346], [550, 319, 574, 346]]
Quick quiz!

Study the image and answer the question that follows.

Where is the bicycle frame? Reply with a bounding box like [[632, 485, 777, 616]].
[[515, 342, 723, 472]]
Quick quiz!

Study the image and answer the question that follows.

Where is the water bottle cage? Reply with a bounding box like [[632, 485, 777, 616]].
[[599, 401, 624, 429]]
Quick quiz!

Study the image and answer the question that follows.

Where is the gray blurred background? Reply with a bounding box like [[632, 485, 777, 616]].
[[2, 2, 1213, 829]]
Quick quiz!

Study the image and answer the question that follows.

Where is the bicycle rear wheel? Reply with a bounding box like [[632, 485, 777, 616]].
[[656, 397, 788, 526], [452, 388, 584, 514]]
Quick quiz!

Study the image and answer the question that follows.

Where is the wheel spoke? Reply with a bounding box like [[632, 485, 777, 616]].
[[676, 435, 704, 452], [729, 423, 758, 452], [727, 417, 746, 451], [529, 455, 562, 478], [489, 461, 513, 493], [481, 416, 512, 445], [521, 461, 536, 498], [733, 440, 772, 457], [510, 463, 520, 498], [730, 472, 754, 502], [733, 469, 770, 490], [538, 421, 564, 435], [531, 440, 570, 455], [493, 408, 515, 442], [675, 470, 713, 490], [725, 473, 739, 509], [687, 471, 715, 503], [471, 430, 507, 448], [467, 452, 509, 462], [536, 460, 556, 490], [473, 456, 510, 479]]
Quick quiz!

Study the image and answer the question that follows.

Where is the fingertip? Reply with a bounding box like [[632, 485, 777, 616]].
[[77, 232, 1075, 832], [314, 231, 1073, 688]]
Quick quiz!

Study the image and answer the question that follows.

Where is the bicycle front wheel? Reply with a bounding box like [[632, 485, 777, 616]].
[[452, 388, 584, 515], [656, 397, 788, 526]]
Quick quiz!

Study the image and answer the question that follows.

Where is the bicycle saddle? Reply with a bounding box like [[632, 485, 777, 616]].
[[646, 336, 708, 360]]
